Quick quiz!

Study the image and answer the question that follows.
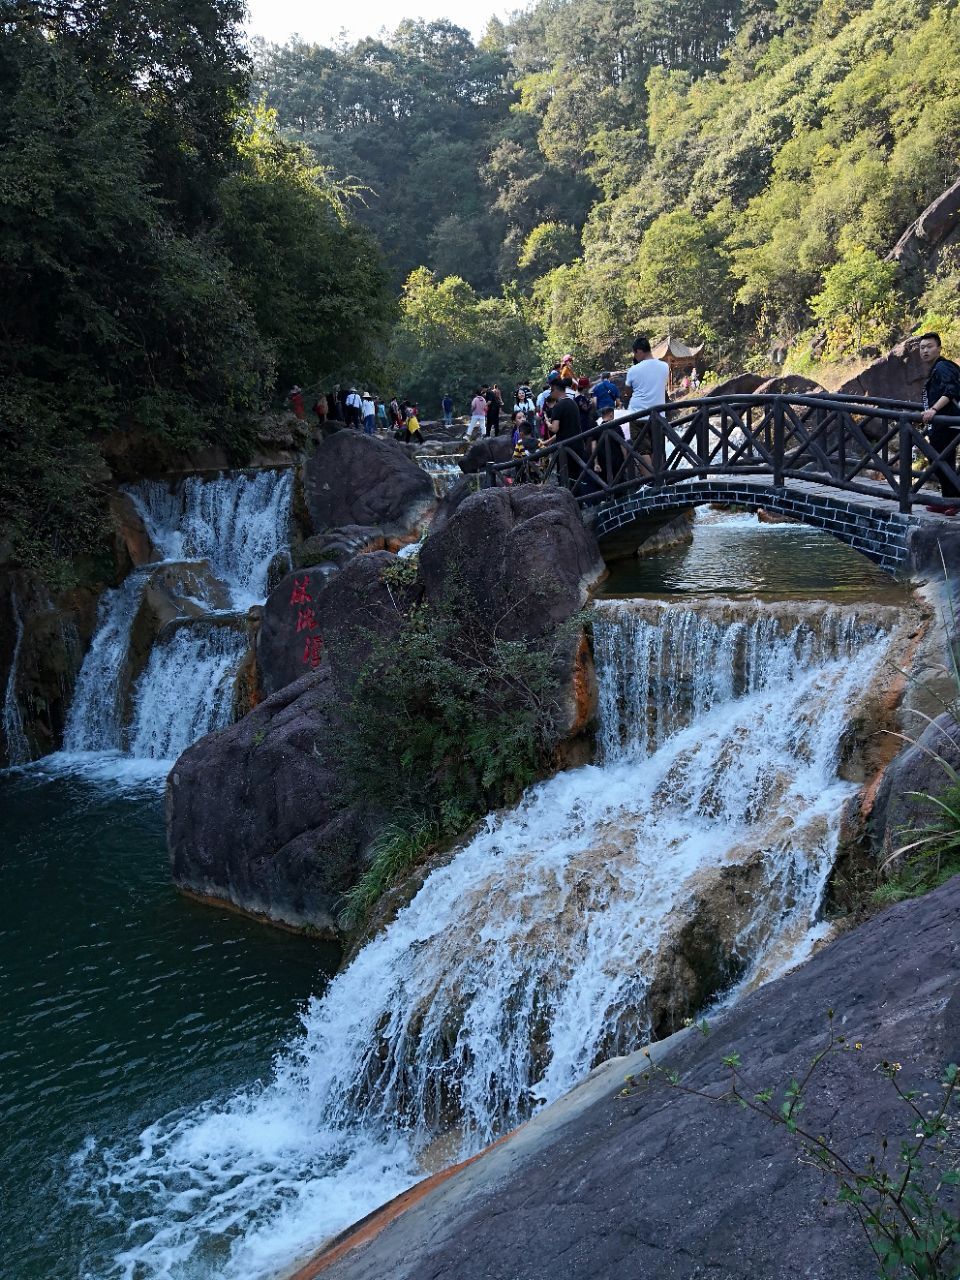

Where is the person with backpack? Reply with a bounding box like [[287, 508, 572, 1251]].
[[919, 332, 960, 509]]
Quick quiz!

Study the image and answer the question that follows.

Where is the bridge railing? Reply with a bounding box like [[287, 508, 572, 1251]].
[[483, 392, 960, 514]]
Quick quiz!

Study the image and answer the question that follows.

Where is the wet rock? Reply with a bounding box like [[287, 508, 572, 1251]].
[[109, 490, 159, 569], [302, 433, 434, 538], [127, 561, 230, 692], [419, 487, 604, 643], [257, 562, 345, 697], [167, 667, 368, 937], [291, 526, 387, 572], [634, 510, 695, 557]]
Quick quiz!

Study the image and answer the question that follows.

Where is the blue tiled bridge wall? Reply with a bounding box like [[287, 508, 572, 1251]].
[[592, 482, 922, 575]]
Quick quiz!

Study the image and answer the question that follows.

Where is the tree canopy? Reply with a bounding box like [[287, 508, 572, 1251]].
[[257, 0, 960, 386], [0, 1, 388, 580]]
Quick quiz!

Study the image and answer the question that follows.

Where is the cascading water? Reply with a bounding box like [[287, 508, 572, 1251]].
[[126, 470, 293, 609], [60, 469, 292, 770], [127, 622, 248, 761], [2, 590, 30, 765], [75, 597, 907, 1280], [417, 455, 464, 497], [62, 572, 148, 754]]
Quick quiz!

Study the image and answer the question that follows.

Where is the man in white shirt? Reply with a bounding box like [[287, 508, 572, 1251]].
[[345, 388, 363, 429], [622, 335, 669, 478]]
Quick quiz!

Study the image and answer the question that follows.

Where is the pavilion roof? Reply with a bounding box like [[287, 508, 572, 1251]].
[[652, 335, 705, 361]]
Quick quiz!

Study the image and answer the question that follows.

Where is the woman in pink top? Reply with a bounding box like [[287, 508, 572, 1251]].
[[466, 389, 487, 440]]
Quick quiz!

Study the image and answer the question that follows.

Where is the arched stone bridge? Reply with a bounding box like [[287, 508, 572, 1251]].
[[484, 391, 960, 575]]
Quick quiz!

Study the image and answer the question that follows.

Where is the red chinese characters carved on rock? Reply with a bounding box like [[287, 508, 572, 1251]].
[[302, 635, 323, 668], [290, 576, 312, 606], [289, 574, 323, 666]]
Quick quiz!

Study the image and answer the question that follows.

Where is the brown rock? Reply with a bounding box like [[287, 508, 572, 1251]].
[[836, 337, 928, 404]]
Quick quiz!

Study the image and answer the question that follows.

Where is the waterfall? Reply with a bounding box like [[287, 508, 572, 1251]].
[[417, 455, 464, 497], [59, 469, 292, 769], [2, 591, 30, 765], [62, 573, 147, 753], [127, 622, 248, 761], [125, 470, 293, 608], [78, 598, 906, 1280]]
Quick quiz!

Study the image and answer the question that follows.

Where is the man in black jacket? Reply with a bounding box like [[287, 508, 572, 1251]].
[[919, 332, 960, 505]]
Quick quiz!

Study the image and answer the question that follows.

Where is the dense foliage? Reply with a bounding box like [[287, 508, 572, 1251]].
[[0, 2, 387, 581], [258, 0, 960, 391], [335, 576, 582, 921]]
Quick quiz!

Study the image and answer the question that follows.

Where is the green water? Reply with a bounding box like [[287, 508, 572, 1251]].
[[598, 510, 910, 603], [0, 764, 337, 1280]]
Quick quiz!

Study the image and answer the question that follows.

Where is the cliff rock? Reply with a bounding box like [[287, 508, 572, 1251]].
[[837, 337, 928, 403]]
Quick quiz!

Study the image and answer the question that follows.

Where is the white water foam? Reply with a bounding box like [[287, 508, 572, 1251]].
[[127, 623, 248, 762], [62, 573, 149, 754], [72, 600, 902, 1280], [126, 471, 293, 609]]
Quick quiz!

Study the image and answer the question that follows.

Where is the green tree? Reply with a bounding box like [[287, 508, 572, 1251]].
[[810, 246, 901, 356]]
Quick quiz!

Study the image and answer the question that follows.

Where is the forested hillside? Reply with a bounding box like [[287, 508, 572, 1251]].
[[1, 1, 387, 581], [256, 0, 960, 402]]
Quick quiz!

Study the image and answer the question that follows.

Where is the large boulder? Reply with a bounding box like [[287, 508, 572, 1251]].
[[458, 435, 516, 475], [837, 337, 928, 404], [754, 373, 825, 396], [257, 562, 342, 697], [701, 372, 766, 397], [311, 877, 960, 1280], [258, 552, 416, 698], [302, 432, 434, 538], [167, 667, 368, 936], [291, 525, 387, 571], [419, 487, 605, 643], [127, 560, 230, 691]]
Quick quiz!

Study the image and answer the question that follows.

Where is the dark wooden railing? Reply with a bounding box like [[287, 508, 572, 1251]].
[[483, 393, 960, 514]]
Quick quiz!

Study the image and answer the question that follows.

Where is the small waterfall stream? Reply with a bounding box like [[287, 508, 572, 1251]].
[[77, 595, 907, 1280], [2, 590, 30, 765], [61, 469, 291, 767]]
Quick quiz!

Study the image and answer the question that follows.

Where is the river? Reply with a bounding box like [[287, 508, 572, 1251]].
[[0, 508, 911, 1279], [0, 763, 337, 1279]]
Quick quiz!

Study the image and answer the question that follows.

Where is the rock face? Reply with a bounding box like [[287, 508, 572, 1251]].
[[302, 432, 434, 538], [890, 176, 960, 277], [258, 552, 415, 698], [167, 667, 368, 937], [419, 487, 605, 642], [311, 877, 960, 1280], [870, 711, 960, 866], [257, 562, 342, 697], [0, 570, 97, 764], [458, 435, 515, 474], [837, 337, 928, 403], [127, 561, 231, 690]]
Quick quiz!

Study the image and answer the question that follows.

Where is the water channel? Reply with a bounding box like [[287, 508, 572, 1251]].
[[1, 508, 911, 1278]]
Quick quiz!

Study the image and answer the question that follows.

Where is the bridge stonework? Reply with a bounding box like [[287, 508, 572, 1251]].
[[591, 479, 926, 574]]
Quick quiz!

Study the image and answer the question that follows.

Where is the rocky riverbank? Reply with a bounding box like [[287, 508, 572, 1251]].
[[294, 872, 960, 1280]]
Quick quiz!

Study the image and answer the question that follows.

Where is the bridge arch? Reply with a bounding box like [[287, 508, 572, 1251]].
[[590, 479, 919, 574]]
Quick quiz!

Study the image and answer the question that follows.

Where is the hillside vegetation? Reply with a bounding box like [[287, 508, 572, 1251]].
[[257, 0, 960, 402], [1, 2, 388, 582]]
